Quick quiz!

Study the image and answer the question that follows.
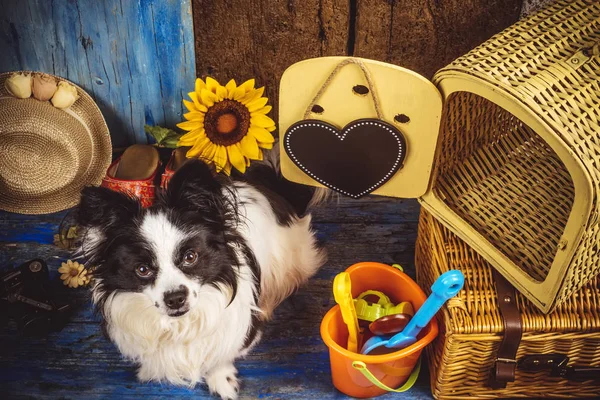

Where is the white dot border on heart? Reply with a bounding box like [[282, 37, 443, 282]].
[[284, 120, 404, 198]]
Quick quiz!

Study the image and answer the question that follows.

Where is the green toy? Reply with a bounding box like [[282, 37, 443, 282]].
[[354, 290, 414, 323]]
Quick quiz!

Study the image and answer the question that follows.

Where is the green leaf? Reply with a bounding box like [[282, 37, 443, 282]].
[[162, 136, 182, 148], [144, 125, 182, 147]]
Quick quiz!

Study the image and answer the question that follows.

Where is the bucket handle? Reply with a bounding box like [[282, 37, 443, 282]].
[[351, 357, 421, 393]]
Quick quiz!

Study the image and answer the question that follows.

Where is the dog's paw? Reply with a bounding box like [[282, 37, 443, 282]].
[[206, 364, 239, 400]]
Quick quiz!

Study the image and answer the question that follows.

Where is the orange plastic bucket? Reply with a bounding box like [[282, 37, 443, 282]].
[[320, 262, 438, 398]]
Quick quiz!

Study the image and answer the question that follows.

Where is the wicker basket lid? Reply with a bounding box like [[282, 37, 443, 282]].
[[0, 72, 112, 214]]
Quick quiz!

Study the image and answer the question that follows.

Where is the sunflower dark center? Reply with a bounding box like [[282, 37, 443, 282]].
[[217, 113, 238, 134], [204, 99, 250, 146]]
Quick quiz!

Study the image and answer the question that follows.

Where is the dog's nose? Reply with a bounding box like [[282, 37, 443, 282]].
[[164, 287, 189, 310]]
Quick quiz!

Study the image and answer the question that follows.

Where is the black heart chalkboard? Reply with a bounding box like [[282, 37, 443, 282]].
[[284, 118, 406, 198]]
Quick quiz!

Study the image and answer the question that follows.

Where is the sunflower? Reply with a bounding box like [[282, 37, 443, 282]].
[[176, 77, 276, 175], [58, 260, 91, 288]]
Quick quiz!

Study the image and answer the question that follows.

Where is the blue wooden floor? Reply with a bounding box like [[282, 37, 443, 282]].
[[0, 196, 435, 399]]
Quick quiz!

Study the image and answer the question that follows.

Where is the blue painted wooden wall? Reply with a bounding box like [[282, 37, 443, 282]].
[[0, 0, 196, 148]]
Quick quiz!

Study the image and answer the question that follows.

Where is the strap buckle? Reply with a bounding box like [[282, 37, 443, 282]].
[[518, 354, 600, 381], [496, 357, 517, 364]]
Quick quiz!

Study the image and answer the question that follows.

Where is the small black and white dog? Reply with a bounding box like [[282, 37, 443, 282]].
[[74, 156, 326, 399]]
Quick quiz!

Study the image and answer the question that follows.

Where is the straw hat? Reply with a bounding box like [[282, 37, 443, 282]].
[[0, 72, 112, 214]]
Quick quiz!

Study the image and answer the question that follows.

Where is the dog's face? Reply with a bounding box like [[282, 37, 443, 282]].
[[76, 161, 242, 320]]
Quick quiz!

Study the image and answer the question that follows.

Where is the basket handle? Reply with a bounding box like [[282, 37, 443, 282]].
[[351, 357, 421, 393]]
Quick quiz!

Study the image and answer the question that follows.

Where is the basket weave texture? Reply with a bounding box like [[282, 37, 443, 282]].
[[416, 210, 600, 399], [428, 0, 600, 311]]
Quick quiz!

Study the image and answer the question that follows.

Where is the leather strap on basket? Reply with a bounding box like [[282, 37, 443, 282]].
[[488, 269, 523, 389]]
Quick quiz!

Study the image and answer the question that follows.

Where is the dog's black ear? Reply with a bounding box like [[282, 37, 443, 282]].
[[77, 186, 142, 229], [165, 159, 222, 209]]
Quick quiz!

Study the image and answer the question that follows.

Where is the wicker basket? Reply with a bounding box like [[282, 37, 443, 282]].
[[415, 209, 600, 399], [419, 0, 600, 313]]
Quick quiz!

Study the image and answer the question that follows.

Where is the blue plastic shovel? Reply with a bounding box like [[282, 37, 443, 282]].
[[361, 270, 464, 355]]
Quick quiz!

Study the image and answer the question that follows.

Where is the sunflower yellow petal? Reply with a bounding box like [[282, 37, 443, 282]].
[[58, 265, 69, 274], [223, 161, 232, 176], [227, 144, 246, 173], [245, 156, 251, 167], [250, 113, 276, 129], [178, 128, 206, 146], [253, 105, 272, 115], [183, 99, 198, 113], [177, 120, 204, 131], [179, 127, 206, 139], [240, 87, 264, 105], [258, 142, 273, 150], [225, 79, 237, 99], [240, 134, 260, 159], [213, 145, 228, 169], [183, 112, 205, 121], [247, 97, 269, 112], [60, 273, 70, 280], [200, 88, 216, 107], [188, 92, 208, 112], [216, 85, 227, 100], [249, 127, 275, 143], [206, 76, 220, 93], [187, 141, 210, 159], [232, 86, 246, 101], [239, 79, 255, 93], [201, 140, 217, 160], [187, 136, 212, 157], [266, 125, 276, 132], [195, 78, 206, 93], [63, 279, 70, 286], [188, 92, 205, 111], [257, 150, 264, 161]]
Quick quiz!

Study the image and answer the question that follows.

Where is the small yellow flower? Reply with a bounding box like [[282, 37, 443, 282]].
[[58, 260, 91, 288], [177, 77, 276, 175], [53, 226, 78, 250]]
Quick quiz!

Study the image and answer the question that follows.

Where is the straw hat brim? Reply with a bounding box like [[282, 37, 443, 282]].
[[0, 72, 112, 214]]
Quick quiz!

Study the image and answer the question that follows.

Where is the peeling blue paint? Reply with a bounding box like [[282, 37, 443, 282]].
[[0, 0, 195, 147]]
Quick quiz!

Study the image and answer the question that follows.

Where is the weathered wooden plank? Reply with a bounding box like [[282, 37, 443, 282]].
[[192, 0, 350, 125], [0, 0, 196, 147], [0, 198, 421, 247], [353, 0, 523, 79], [0, 197, 431, 399]]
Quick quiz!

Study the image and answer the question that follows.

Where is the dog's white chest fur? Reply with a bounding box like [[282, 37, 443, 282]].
[[105, 273, 256, 387]]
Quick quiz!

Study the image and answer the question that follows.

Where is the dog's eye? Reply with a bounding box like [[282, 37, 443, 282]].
[[135, 265, 153, 278], [183, 250, 198, 266]]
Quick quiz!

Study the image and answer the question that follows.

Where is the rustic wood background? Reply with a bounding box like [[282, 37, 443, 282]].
[[193, 0, 524, 126], [0, 0, 544, 147]]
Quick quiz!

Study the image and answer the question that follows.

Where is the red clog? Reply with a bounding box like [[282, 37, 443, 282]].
[[160, 147, 190, 189], [101, 145, 160, 208]]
